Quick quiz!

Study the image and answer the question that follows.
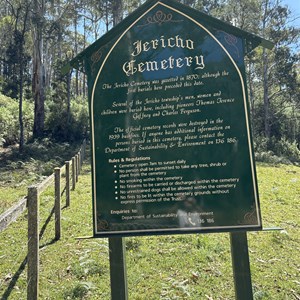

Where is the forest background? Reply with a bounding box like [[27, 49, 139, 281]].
[[0, 1, 299, 298], [0, 0, 299, 162]]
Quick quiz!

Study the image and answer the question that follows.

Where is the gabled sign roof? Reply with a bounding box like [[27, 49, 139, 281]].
[[67, 0, 273, 74]]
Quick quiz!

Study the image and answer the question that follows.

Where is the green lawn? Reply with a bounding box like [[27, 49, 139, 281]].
[[0, 163, 299, 299]]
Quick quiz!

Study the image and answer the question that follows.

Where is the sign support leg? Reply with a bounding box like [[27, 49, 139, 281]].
[[230, 231, 253, 300], [109, 237, 128, 300]]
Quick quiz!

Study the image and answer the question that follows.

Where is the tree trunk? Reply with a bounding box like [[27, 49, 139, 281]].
[[105, 0, 109, 32], [262, 47, 271, 139], [262, 0, 271, 140], [32, 0, 45, 138], [247, 58, 255, 129], [83, 18, 86, 97], [112, 0, 123, 27], [74, 15, 79, 95], [44, 39, 51, 88], [19, 3, 30, 152], [19, 57, 24, 152], [67, 69, 72, 125]]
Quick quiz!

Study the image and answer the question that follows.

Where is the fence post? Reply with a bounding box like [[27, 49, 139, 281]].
[[75, 154, 79, 183], [78, 150, 81, 175], [72, 157, 76, 190], [27, 186, 39, 300], [65, 161, 70, 207], [54, 168, 61, 240]]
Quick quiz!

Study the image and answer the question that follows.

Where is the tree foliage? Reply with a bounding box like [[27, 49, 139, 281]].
[[0, 0, 299, 160], [0, 92, 33, 146]]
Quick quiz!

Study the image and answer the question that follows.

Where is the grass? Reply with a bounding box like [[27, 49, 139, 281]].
[[0, 139, 83, 214], [0, 162, 299, 299]]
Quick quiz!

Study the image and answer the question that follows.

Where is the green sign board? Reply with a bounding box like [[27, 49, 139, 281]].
[[77, 0, 265, 237]]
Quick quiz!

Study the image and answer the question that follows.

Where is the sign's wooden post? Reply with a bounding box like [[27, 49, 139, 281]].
[[108, 237, 128, 300], [230, 232, 253, 300], [27, 186, 39, 300]]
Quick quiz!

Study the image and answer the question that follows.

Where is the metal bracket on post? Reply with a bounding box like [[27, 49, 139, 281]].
[[109, 237, 128, 300], [230, 231, 253, 300]]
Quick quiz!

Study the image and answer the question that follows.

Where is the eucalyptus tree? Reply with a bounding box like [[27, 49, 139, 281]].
[[123, 0, 144, 15], [0, 0, 31, 150], [192, 0, 300, 147], [31, 0, 46, 137], [257, 0, 300, 142], [31, 0, 84, 137]]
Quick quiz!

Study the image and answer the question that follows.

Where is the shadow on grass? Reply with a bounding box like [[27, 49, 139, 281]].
[[1, 205, 58, 299], [39, 206, 55, 240], [40, 238, 58, 250], [1, 256, 27, 300]]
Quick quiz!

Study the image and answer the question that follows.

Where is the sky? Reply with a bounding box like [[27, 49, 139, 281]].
[[81, 0, 300, 46], [283, 0, 300, 27]]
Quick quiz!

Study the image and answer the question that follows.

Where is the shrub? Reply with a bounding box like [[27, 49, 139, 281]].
[[45, 95, 89, 142], [273, 137, 300, 163], [0, 93, 34, 146], [254, 135, 300, 163]]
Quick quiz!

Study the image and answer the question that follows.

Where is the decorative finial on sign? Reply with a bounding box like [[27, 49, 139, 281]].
[[138, 10, 183, 27]]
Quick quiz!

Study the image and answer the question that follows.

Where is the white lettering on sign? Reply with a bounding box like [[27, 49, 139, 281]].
[[123, 55, 205, 76], [131, 35, 194, 56], [122, 35, 205, 76]]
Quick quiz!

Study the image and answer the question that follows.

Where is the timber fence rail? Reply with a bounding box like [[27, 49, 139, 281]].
[[0, 140, 87, 234]]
